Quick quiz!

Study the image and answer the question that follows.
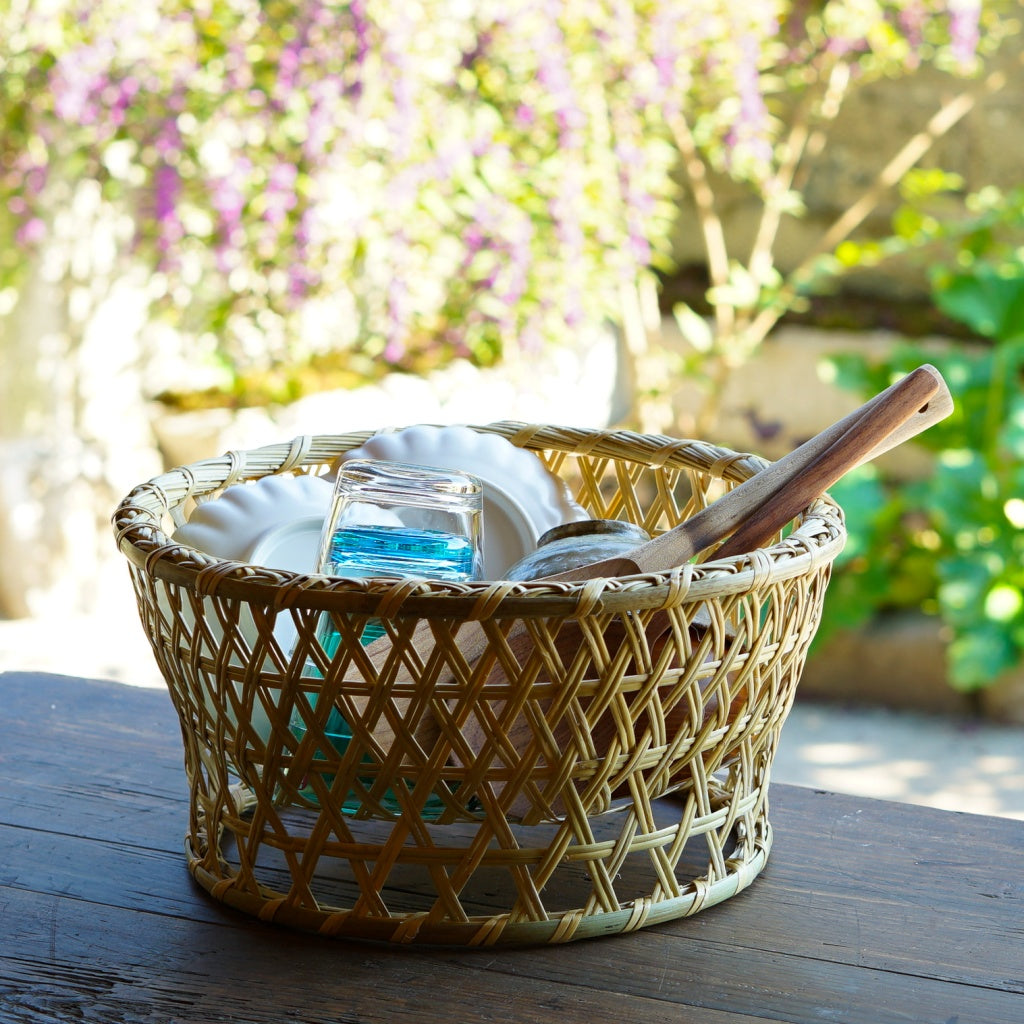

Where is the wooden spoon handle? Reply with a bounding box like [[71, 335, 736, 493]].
[[628, 364, 946, 573], [712, 364, 942, 561]]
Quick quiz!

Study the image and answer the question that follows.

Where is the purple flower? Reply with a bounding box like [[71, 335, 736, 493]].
[[898, 2, 927, 68], [515, 103, 536, 126], [275, 39, 304, 105], [286, 207, 320, 304], [305, 76, 343, 159], [724, 31, 773, 174], [210, 157, 252, 258], [530, 2, 587, 150], [382, 18, 416, 160], [211, 168, 249, 225], [949, 0, 981, 69], [105, 75, 140, 130], [650, 5, 684, 116], [154, 165, 178, 221], [288, 260, 318, 302], [22, 163, 48, 199], [16, 217, 46, 247], [51, 38, 115, 127], [351, 0, 371, 69], [263, 161, 298, 226]]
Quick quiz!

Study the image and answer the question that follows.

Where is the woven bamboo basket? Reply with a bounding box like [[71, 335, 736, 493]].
[[112, 423, 845, 946]]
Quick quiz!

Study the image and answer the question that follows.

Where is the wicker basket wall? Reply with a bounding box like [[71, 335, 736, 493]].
[[112, 423, 845, 947]]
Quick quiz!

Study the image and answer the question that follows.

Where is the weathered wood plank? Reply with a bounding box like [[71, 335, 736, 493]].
[[2, 881, 1022, 1024], [683, 787, 1024, 993], [1, 671, 1022, 1024], [0, 887, 767, 1024]]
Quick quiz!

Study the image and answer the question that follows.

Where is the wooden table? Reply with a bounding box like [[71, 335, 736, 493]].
[[1, 670, 1021, 1024]]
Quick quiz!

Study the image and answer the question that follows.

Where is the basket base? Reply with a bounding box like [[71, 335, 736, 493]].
[[184, 780, 773, 947]]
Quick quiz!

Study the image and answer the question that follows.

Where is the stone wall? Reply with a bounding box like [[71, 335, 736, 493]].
[[670, 41, 1024, 301], [0, 249, 161, 620]]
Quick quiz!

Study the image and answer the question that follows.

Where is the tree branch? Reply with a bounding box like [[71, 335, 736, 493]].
[[749, 60, 852, 282], [667, 110, 735, 337], [746, 65, 1010, 345]]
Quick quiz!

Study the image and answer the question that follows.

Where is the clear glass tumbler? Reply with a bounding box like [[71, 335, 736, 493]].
[[315, 458, 484, 642], [291, 459, 484, 817]]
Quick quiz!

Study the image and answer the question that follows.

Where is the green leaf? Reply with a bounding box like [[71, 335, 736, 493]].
[[825, 468, 887, 563], [946, 623, 1020, 691], [672, 302, 714, 353], [935, 264, 1024, 340], [899, 167, 964, 202]]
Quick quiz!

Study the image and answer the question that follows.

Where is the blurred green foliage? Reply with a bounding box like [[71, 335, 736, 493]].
[[2, 2, 1016, 409], [818, 180, 1024, 689]]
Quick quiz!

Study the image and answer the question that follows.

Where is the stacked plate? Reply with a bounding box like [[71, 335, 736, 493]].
[[172, 426, 588, 580]]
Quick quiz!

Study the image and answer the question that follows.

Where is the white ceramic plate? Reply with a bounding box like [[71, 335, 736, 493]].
[[335, 425, 588, 578], [167, 475, 337, 746], [241, 516, 327, 660], [246, 515, 326, 574], [172, 473, 333, 563]]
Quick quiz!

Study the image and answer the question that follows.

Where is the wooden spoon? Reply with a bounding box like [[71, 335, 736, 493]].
[[330, 364, 950, 755], [534, 363, 948, 580]]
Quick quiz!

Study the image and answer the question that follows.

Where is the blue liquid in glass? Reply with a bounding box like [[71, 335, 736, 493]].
[[294, 525, 477, 818], [326, 525, 477, 579], [326, 525, 477, 644]]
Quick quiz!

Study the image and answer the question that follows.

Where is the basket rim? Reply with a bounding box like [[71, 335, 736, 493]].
[[111, 422, 846, 618]]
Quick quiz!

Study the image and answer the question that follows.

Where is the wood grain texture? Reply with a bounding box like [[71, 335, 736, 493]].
[[1, 671, 1021, 1024], [634, 363, 947, 570]]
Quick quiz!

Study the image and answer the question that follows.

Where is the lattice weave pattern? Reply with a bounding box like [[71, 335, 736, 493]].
[[112, 423, 845, 946]]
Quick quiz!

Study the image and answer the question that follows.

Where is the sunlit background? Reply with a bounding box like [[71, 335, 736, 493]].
[[1, 0, 1022, 815]]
